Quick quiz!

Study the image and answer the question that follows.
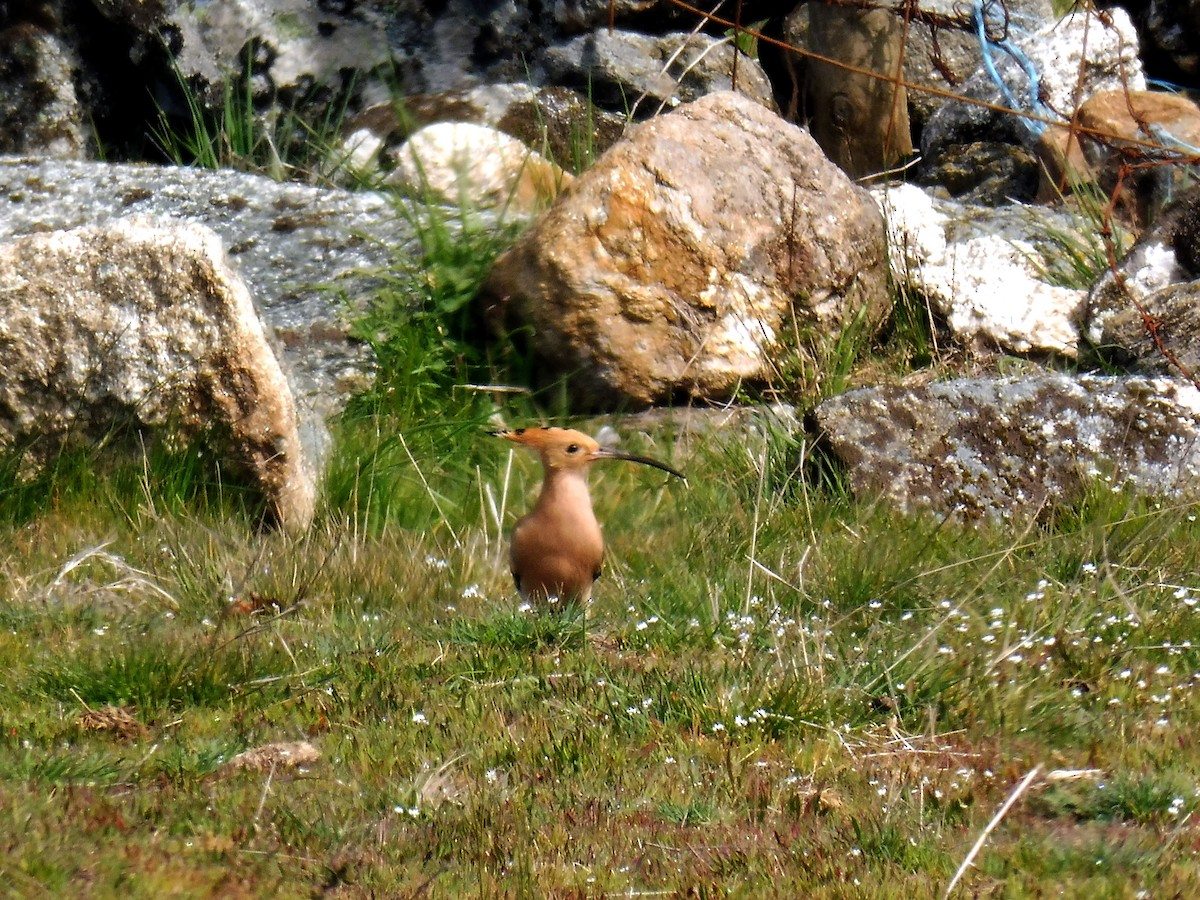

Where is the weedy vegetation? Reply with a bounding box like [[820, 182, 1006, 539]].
[[6, 47, 1200, 900]]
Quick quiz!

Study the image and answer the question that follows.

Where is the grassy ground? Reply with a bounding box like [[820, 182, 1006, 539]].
[[2, 395, 1200, 897], [9, 25, 1200, 890]]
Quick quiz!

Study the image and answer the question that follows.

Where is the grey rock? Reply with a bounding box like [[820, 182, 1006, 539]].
[[0, 157, 418, 417], [387, 0, 544, 94], [105, 0, 392, 100], [1085, 188, 1194, 353], [550, 0, 792, 34], [0, 20, 86, 158], [1170, 187, 1200, 278], [81, 0, 397, 163], [812, 374, 1200, 521], [552, 0, 663, 31], [1096, 280, 1200, 377], [1144, 0, 1200, 79], [542, 29, 776, 116], [0, 216, 322, 531], [913, 140, 1040, 205]]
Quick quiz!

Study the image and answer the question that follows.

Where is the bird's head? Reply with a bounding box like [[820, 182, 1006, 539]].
[[492, 426, 685, 479]]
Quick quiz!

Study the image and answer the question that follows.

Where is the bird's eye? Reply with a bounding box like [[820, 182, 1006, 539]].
[[566, 444, 579, 454]]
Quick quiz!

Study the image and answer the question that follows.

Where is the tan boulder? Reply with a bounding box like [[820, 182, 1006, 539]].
[[1038, 89, 1200, 221], [484, 91, 890, 408], [0, 217, 323, 531]]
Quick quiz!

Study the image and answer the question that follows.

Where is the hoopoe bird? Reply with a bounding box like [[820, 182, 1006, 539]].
[[493, 426, 685, 606]]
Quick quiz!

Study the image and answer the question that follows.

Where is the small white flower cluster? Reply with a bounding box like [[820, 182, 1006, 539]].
[[714, 598, 804, 654], [710, 707, 795, 735]]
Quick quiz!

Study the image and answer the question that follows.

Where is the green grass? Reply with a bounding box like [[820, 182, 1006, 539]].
[[4, 399, 1200, 895], [150, 49, 361, 185]]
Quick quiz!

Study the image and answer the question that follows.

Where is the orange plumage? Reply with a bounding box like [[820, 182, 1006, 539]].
[[493, 427, 684, 606]]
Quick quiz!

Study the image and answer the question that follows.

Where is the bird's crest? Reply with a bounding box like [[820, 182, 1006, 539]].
[[491, 426, 599, 454]]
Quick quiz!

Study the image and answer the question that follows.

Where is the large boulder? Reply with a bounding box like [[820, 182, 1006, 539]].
[[485, 91, 891, 408], [0, 217, 323, 531], [0, 158, 417, 418], [812, 374, 1200, 521]]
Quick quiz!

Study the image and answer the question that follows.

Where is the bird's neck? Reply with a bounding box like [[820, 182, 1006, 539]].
[[534, 466, 595, 521]]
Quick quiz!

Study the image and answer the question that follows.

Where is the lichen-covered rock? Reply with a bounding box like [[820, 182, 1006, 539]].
[[875, 184, 1086, 356], [812, 374, 1200, 521], [485, 91, 890, 409], [0, 216, 324, 531]]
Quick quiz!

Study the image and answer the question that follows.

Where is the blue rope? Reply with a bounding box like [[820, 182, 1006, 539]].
[[974, 0, 1049, 137], [1149, 124, 1200, 158]]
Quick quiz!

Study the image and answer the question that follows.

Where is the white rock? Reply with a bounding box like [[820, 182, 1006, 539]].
[[1030, 7, 1145, 119], [389, 122, 570, 216], [875, 184, 1086, 356], [325, 128, 385, 182]]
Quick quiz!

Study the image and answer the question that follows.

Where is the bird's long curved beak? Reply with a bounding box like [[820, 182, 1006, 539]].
[[593, 447, 686, 481]]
